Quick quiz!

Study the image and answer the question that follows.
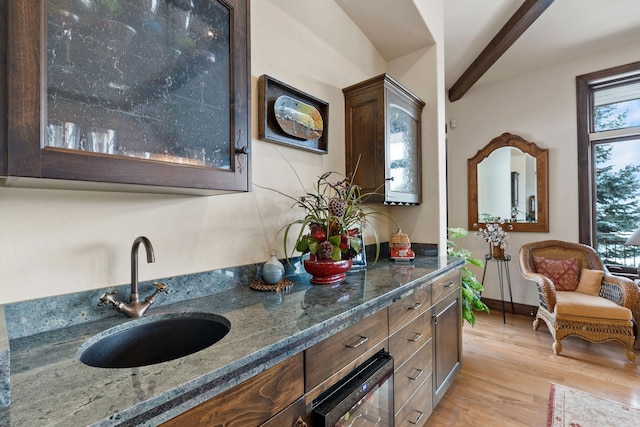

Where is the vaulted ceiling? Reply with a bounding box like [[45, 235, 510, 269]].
[[336, 0, 640, 101]]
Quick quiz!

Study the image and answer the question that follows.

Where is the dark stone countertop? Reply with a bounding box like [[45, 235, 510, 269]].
[[0, 256, 463, 426]]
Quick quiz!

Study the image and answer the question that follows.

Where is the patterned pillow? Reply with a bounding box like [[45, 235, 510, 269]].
[[534, 257, 579, 291]]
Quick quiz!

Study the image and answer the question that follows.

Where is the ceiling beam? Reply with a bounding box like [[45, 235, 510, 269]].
[[448, 0, 555, 102]]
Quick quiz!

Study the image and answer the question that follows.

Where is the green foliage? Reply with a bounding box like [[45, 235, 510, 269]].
[[593, 105, 640, 264], [447, 227, 490, 326]]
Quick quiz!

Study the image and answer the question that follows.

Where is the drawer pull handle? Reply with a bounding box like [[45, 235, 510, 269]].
[[409, 333, 423, 343], [444, 281, 454, 288], [409, 410, 424, 424], [408, 368, 424, 381], [408, 302, 423, 310], [345, 335, 368, 348]]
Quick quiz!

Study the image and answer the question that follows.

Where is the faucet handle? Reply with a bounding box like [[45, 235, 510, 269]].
[[152, 281, 169, 294], [98, 290, 118, 306]]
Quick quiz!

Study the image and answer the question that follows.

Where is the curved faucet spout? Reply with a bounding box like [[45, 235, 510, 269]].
[[98, 236, 167, 318], [131, 236, 155, 304]]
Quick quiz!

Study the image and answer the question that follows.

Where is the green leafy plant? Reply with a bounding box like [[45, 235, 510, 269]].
[[256, 156, 394, 264], [447, 227, 490, 326]]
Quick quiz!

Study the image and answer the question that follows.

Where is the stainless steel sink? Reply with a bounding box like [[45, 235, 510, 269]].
[[78, 312, 231, 368]]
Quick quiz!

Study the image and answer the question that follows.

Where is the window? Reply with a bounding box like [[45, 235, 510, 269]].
[[577, 62, 640, 277]]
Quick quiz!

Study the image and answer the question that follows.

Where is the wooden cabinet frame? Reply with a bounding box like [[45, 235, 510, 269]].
[[4, 0, 251, 193]]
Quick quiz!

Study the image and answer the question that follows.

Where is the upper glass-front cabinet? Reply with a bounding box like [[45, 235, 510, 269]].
[[343, 74, 424, 205], [4, 0, 250, 193]]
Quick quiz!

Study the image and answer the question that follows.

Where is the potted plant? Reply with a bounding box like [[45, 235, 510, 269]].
[[261, 165, 390, 284], [447, 227, 490, 326], [475, 218, 512, 259]]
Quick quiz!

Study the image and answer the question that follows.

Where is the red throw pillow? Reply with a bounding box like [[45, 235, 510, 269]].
[[533, 257, 579, 291]]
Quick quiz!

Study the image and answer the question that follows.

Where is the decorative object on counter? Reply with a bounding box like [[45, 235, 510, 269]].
[[447, 227, 490, 326], [249, 278, 293, 292], [262, 253, 285, 284], [475, 218, 512, 259], [303, 256, 353, 285], [389, 228, 415, 261], [258, 158, 392, 284], [258, 74, 329, 154], [251, 254, 290, 293]]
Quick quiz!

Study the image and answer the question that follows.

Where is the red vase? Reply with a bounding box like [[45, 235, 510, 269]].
[[303, 255, 353, 285]]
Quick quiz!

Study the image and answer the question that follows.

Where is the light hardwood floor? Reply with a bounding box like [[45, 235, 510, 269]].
[[425, 311, 640, 426]]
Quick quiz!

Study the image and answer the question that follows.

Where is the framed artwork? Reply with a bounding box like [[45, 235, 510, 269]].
[[258, 75, 329, 154]]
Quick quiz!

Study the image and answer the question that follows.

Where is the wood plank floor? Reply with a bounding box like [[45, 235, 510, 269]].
[[425, 311, 640, 426]]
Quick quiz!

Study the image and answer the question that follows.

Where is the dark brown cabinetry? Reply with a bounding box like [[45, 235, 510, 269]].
[[432, 270, 463, 407], [343, 74, 425, 205], [161, 267, 461, 426], [162, 353, 304, 426], [3, 0, 250, 193]]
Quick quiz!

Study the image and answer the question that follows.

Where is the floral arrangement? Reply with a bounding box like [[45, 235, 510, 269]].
[[475, 218, 513, 249], [284, 170, 385, 262], [261, 165, 391, 263]]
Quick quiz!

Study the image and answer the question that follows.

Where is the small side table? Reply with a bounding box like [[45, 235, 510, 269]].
[[481, 253, 514, 323]]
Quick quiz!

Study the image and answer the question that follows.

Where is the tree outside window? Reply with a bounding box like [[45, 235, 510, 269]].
[[592, 90, 640, 271]]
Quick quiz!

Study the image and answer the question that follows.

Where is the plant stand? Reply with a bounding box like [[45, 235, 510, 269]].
[[481, 253, 514, 323]]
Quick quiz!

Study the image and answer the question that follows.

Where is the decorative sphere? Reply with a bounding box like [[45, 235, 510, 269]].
[[262, 255, 285, 284]]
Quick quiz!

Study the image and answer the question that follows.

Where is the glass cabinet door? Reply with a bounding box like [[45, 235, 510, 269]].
[[6, 0, 250, 192], [387, 104, 419, 200]]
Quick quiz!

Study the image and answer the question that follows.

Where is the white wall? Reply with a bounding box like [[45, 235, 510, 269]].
[[0, 0, 445, 304], [447, 39, 640, 306]]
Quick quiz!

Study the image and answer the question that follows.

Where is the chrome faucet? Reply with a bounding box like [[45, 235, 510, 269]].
[[98, 236, 169, 318]]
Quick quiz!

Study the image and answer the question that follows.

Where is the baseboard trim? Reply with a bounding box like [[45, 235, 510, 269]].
[[481, 298, 538, 318]]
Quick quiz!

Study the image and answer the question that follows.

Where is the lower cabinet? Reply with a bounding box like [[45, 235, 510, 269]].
[[432, 282, 463, 407], [161, 353, 304, 426], [161, 267, 462, 426]]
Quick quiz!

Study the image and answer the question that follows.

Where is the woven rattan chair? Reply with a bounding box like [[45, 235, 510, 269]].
[[519, 240, 638, 363]]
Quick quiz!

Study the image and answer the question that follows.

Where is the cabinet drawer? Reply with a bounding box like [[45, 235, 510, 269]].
[[394, 340, 432, 415], [305, 309, 388, 391], [162, 353, 303, 427], [260, 397, 305, 427], [432, 269, 461, 304], [395, 372, 433, 425], [388, 286, 431, 334], [389, 309, 432, 367]]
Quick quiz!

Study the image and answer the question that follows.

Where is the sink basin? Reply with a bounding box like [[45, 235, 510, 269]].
[[78, 312, 231, 368]]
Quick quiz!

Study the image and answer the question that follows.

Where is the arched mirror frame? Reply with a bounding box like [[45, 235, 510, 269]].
[[468, 133, 549, 232]]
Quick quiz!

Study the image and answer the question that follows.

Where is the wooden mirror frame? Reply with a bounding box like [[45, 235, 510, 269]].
[[468, 133, 549, 232]]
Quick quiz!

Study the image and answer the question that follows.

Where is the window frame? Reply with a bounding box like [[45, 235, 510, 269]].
[[576, 60, 640, 277]]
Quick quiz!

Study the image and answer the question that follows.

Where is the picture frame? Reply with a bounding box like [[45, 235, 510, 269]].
[[258, 75, 329, 154]]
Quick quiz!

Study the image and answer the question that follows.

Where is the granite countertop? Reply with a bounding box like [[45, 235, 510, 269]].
[[0, 256, 463, 426]]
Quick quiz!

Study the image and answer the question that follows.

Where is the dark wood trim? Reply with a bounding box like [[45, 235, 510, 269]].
[[482, 297, 537, 318], [0, 0, 7, 175], [575, 61, 640, 245], [448, 0, 554, 102]]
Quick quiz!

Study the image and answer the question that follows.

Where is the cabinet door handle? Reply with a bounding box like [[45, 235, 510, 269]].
[[444, 281, 454, 288], [408, 368, 424, 381], [408, 410, 424, 424], [385, 176, 395, 181], [409, 332, 423, 343], [345, 335, 368, 348], [408, 301, 423, 310]]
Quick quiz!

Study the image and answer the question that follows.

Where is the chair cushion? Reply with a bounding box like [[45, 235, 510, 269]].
[[534, 257, 579, 291], [555, 291, 632, 320], [575, 268, 604, 296]]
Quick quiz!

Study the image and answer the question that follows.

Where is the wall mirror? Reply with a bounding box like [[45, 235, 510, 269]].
[[468, 133, 549, 232]]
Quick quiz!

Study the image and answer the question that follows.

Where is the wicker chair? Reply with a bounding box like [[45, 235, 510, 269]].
[[519, 240, 638, 363]]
